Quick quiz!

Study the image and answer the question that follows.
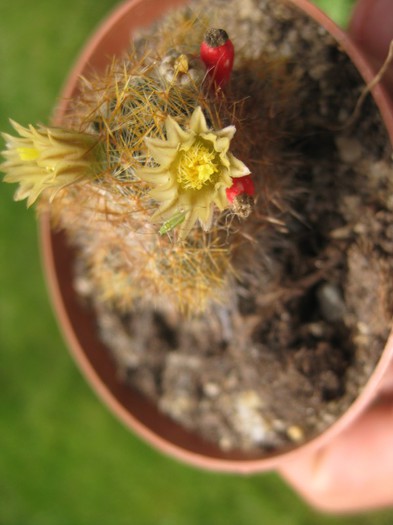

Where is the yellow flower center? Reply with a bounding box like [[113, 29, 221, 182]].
[[17, 147, 39, 161], [176, 142, 218, 191]]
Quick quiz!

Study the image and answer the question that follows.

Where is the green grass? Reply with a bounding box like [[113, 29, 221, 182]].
[[312, 0, 356, 26], [1, 1, 392, 524]]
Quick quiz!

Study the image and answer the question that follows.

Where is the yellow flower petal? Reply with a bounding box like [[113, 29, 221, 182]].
[[137, 166, 170, 184], [189, 106, 209, 134], [165, 115, 193, 144], [227, 152, 251, 178], [215, 125, 236, 141], [144, 136, 178, 167], [151, 196, 179, 222]]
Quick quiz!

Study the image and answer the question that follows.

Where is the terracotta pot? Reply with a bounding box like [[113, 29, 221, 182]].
[[41, 0, 393, 474]]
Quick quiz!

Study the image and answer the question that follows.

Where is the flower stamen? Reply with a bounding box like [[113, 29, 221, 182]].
[[176, 142, 218, 190]]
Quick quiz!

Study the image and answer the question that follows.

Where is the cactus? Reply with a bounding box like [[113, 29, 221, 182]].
[[1, 13, 267, 316]]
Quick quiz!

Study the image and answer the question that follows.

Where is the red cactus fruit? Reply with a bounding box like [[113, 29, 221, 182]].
[[226, 175, 255, 204], [200, 28, 235, 88]]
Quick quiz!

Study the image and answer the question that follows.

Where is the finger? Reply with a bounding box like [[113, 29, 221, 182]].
[[349, 0, 393, 91], [279, 401, 393, 513], [349, 0, 393, 61]]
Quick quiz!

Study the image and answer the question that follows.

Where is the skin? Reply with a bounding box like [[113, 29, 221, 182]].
[[279, 0, 393, 513]]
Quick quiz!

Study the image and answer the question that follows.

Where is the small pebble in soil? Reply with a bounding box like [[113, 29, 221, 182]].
[[203, 382, 221, 398], [317, 282, 346, 322], [286, 425, 305, 443], [335, 135, 362, 164], [229, 390, 276, 448]]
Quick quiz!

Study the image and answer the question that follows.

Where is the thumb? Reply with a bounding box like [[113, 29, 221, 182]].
[[279, 400, 393, 513]]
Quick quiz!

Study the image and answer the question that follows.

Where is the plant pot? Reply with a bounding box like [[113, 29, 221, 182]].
[[40, 0, 393, 474]]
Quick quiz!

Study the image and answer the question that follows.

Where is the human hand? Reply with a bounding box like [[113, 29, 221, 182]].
[[279, 0, 393, 513]]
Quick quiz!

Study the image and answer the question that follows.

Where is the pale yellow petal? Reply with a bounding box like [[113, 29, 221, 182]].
[[214, 170, 232, 189], [165, 115, 192, 144], [178, 207, 200, 240], [227, 152, 251, 178], [151, 197, 179, 222], [196, 201, 214, 230], [212, 135, 231, 153], [150, 183, 177, 202], [144, 136, 178, 166], [137, 166, 171, 184], [215, 125, 236, 141], [214, 186, 229, 209], [189, 106, 209, 134]]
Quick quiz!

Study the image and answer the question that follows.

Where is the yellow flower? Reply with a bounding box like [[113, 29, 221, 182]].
[[1, 121, 100, 206], [138, 106, 250, 238]]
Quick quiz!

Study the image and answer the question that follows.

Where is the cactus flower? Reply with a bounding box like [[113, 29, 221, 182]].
[[1, 121, 100, 206], [138, 106, 250, 238]]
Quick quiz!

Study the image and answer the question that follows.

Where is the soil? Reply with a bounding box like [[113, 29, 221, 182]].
[[73, 0, 393, 453]]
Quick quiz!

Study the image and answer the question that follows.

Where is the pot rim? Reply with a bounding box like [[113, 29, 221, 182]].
[[42, 0, 393, 473]]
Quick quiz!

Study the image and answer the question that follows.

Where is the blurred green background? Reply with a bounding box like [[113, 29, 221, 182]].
[[1, 1, 392, 524]]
